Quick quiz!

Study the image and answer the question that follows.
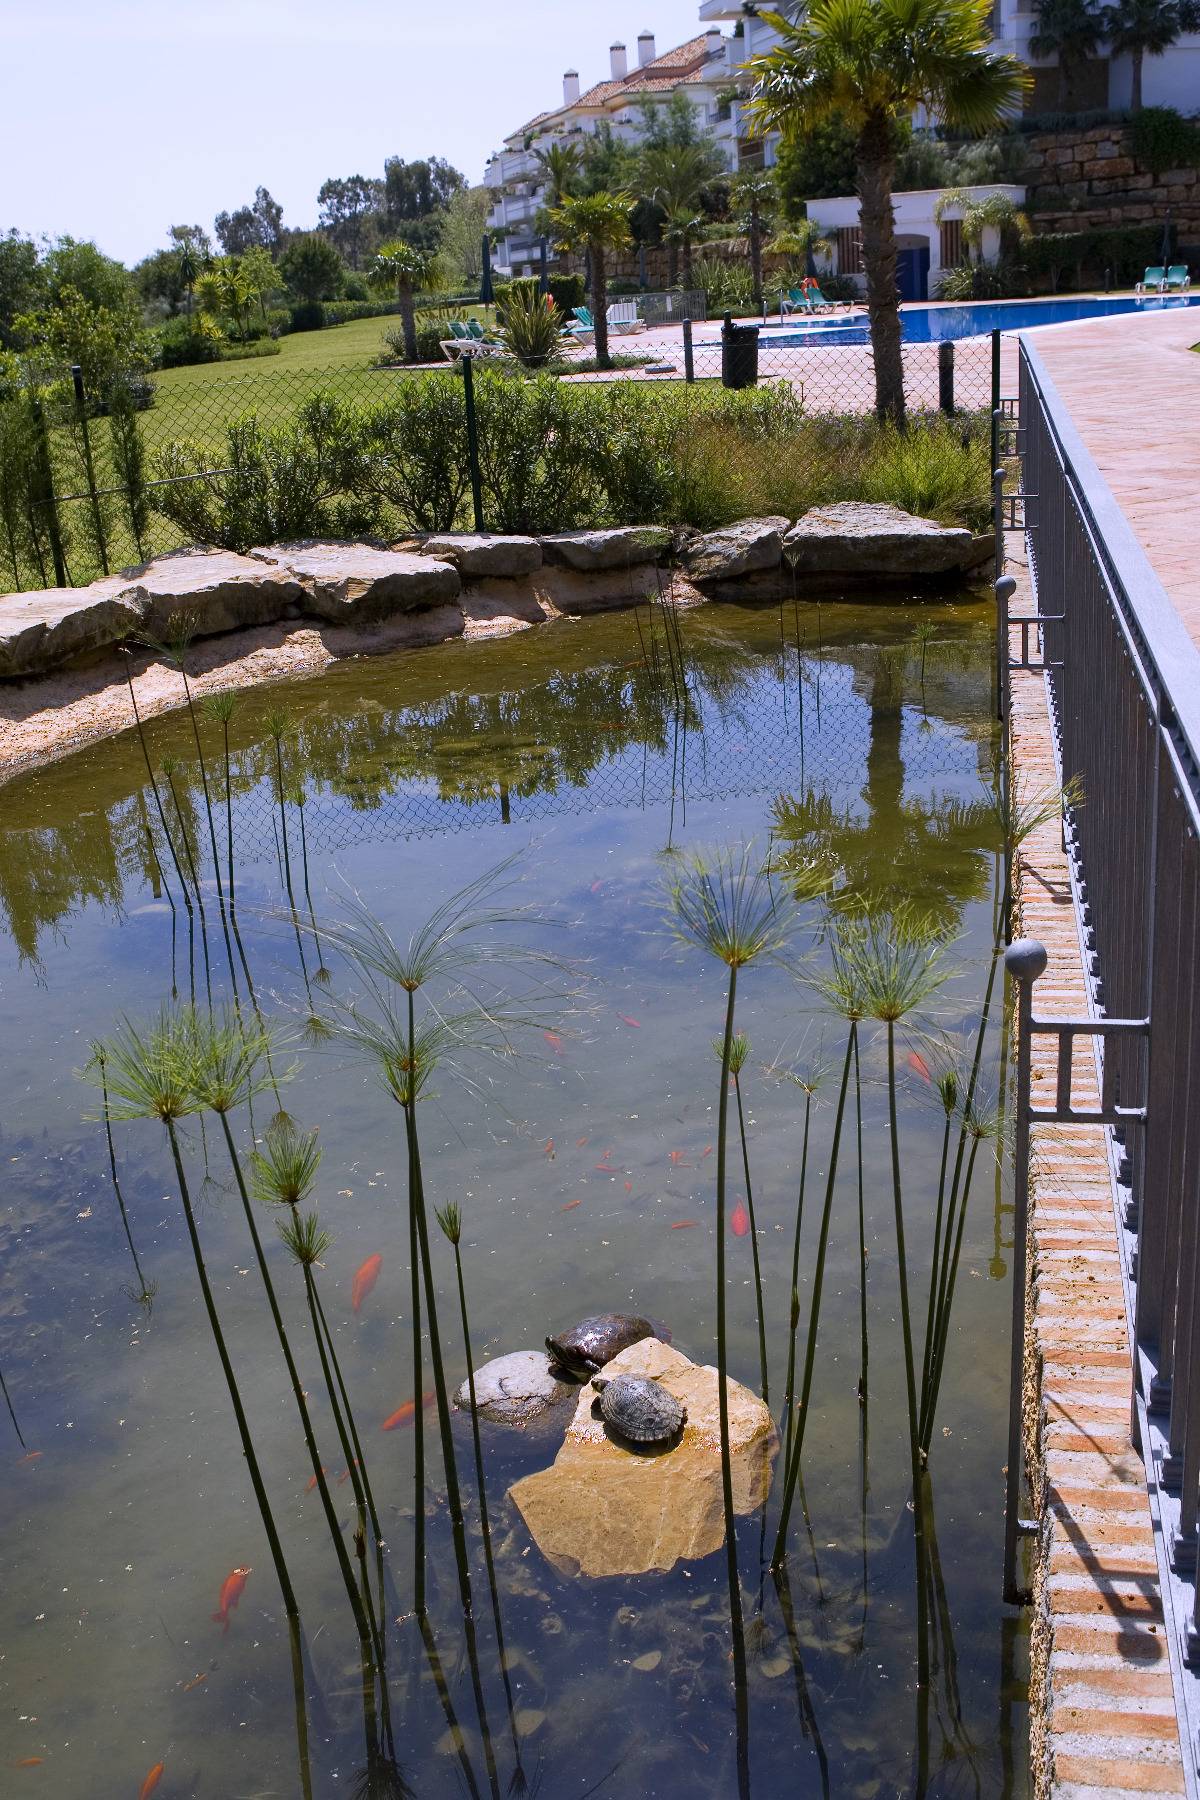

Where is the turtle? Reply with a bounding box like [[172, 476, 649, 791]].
[[545, 1313, 655, 1379], [591, 1374, 687, 1445]]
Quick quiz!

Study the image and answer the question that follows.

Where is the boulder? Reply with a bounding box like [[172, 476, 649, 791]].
[[683, 516, 790, 586], [783, 502, 981, 579], [455, 1349, 575, 1425], [540, 527, 670, 573], [530, 566, 660, 615], [121, 548, 306, 639], [251, 542, 461, 622], [508, 1337, 776, 1578], [422, 534, 542, 578], [0, 581, 147, 679]]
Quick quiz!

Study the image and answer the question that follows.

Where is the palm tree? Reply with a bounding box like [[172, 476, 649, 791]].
[[1106, 0, 1200, 110], [549, 192, 633, 371], [934, 188, 1031, 263], [746, 0, 1028, 424], [533, 141, 582, 208], [661, 205, 707, 289], [176, 238, 203, 321], [368, 241, 435, 364], [1029, 0, 1109, 108], [639, 142, 722, 286], [731, 170, 778, 313]]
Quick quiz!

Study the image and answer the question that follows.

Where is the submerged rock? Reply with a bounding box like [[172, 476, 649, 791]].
[[509, 1338, 776, 1578], [783, 502, 987, 579], [455, 1349, 574, 1425]]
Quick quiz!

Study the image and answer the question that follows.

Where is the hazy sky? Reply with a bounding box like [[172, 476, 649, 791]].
[[3, 0, 713, 266]]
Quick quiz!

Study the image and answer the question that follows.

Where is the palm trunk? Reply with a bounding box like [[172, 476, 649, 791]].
[[681, 235, 694, 290], [1131, 46, 1144, 113], [856, 119, 905, 427], [750, 209, 764, 315], [400, 285, 418, 362], [592, 244, 611, 371]]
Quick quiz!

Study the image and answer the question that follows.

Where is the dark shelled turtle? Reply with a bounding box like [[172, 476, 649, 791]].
[[591, 1374, 686, 1444], [545, 1313, 655, 1378]]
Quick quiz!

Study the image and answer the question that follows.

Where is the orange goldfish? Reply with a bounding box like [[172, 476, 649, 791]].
[[575, 1136, 589, 1148], [16, 1451, 42, 1465], [304, 1467, 328, 1493], [618, 1014, 641, 1029], [544, 1031, 565, 1056], [671, 1220, 699, 1231], [382, 1391, 434, 1431], [212, 1566, 251, 1633], [543, 1138, 555, 1158], [624, 1181, 633, 1193], [351, 1253, 382, 1314], [14, 1757, 44, 1767], [908, 1050, 932, 1083], [669, 1150, 689, 1166], [181, 1673, 207, 1692], [139, 1763, 165, 1799], [731, 1201, 751, 1238], [701, 1145, 714, 1159], [560, 1199, 582, 1212], [590, 880, 605, 894]]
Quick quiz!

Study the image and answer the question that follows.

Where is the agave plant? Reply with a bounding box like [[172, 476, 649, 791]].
[[495, 285, 568, 368]]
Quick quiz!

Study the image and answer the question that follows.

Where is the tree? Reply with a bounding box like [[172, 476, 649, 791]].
[[317, 174, 385, 268], [579, 122, 640, 197], [1105, 0, 1200, 110], [437, 186, 493, 286], [550, 192, 633, 371], [279, 234, 345, 304], [1029, 0, 1109, 107], [41, 238, 134, 314], [252, 186, 284, 254], [748, 0, 1027, 425], [732, 170, 778, 312], [239, 245, 280, 320], [639, 140, 727, 282], [197, 257, 255, 340], [660, 205, 706, 287], [214, 186, 283, 257], [533, 142, 582, 208], [0, 233, 46, 349], [636, 89, 718, 152], [133, 247, 188, 315], [14, 286, 152, 391], [367, 240, 435, 362], [383, 156, 465, 222], [934, 187, 1031, 258], [175, 235, 205, 320], [169, 224, 212, 259]]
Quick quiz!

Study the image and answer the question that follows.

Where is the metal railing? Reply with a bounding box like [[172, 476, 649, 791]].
[[1008, 333, 1200, 1792]]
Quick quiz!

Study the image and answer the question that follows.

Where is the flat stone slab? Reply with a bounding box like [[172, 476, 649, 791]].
[[508, 1337, 776, 1578], [0, 580, 146, 679], [530, 566, 659, 615], [684, 516, 790, 585], [455, 1349, 575, 1425], [784, 502, 978, 577], [120, 548, 305, 639], [252, 542, 460, 622], [422, 534, 542, 578], [540, 527, 670, 573]]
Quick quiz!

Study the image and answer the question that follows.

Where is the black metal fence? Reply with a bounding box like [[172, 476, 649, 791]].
[[1012, 334, 1200, 1786], [0, 332, 994, 596]]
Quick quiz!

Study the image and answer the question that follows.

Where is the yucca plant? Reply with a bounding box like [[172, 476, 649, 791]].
[[495, 286, 568, 368]]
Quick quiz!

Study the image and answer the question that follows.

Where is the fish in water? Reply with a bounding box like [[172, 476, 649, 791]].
[[212, 1566, 251, 1633], [14, 1757, 44, 1767], [908, 1050, 932, 1082], [304, 1467, 329, 1492], [731, 1200, 750, 1238], [16, 1451, 42, 1465], [544, 1031, 565, 1056], [576, 1136, 589, 1148], [624, 1181, 633, 1193], [543, 1138, 555, 1158], [560, 1199, 582, 1212], [182, 1672, 208, 1692], [618, 1014, 641, 1029], [382, 1392, 434, 1431], [701, 1145, 714, 1159], [139, 1763, 165, 1799], [351, 1253, 382, 1314], [671, 1220, 699, 1231], [669, 1150, 689, 1166]]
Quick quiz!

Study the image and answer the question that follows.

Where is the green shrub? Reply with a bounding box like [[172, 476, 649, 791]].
[[153, 393, 379, 550], [855, 415, 991, 531], [935, 259, 1026, 300], [693, 257, 755, 314], [472, 371, 601, 533], [548, 273, 586, 313], [817, 273, 858, 302], [359, 375, 471, 531], [1129, 106, 1200, 174], [217, 338, 282, 362], [157, 317, 225, 367], [342, 273, 370, 302]]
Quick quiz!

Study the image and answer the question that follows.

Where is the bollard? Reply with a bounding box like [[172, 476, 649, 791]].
[[938, 340, 955, 415], [995, 573, 1016, 721], [461, 353, 484, 533], [1002, 937, 1048, 1606], [682, 316, 695, 384]]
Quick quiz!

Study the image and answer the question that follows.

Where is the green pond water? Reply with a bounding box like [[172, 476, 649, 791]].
[[0, 596, 1028, 1798]]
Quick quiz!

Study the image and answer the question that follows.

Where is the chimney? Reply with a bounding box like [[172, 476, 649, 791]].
[[563, 68, 580, 106], [705, 27, 723, 60], [610, 41, 628, 81], [637, 30, 656, 67]]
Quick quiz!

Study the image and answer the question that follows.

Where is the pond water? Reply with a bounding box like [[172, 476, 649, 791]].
[[0, 596, 1028, 1798]]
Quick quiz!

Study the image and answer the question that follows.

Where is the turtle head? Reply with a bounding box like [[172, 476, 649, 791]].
[[546, 1335, 591, 1379], [591, 1376, 610, 1394]]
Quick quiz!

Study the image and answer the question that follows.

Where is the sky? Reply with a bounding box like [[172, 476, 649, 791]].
[[2, 0, 714, 267]]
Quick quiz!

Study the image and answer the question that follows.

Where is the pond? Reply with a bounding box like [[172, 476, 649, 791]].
[[0, 595, 1027, 1798]]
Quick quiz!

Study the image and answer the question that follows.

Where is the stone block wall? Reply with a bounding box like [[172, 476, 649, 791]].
[[1024, 124, 1200, 249]]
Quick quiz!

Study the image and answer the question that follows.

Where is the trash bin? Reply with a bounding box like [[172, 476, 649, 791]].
[[721, 313, 760, 389]]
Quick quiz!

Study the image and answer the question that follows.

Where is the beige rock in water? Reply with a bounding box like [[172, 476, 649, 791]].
[[251, 541, 461, 622], [508, 1337, 776, 1579]]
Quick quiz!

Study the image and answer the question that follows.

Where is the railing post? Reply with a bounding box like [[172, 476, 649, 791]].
[[991, 327, 1002, 470], [1003, 936, 1047, 1606], [996, 573, 1016, 722], [30, 392, 68, 588], [461, 352, 484, 533], [993, 463, 1006, 590], [938, 340, 955, 415], [682, 316, 695, 385]]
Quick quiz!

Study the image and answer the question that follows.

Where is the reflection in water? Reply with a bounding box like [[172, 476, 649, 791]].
[[0, 598, 1030, 1797]]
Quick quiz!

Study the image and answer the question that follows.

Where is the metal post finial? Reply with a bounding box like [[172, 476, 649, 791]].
[[1005, 937, 1048, 985]]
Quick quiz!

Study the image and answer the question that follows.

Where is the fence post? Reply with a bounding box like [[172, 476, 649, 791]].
[[990, 327, 1002, 472], [30, 393, 68, 588], [938, 340, 955, 415], [682, 317, 695, 385], [996, 573, 1016, 722], [1003, 935, 1047, 1606], [72, 363, 109, 577], [993, 463, 1006, 593], [461, 352, 484, 533]]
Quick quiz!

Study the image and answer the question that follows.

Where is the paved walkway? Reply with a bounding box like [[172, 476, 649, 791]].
[[1029, 308, 1200, 640]]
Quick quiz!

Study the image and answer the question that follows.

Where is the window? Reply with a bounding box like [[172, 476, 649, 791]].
[[939, 218, 965, 269], [835, 227, 863, 275]]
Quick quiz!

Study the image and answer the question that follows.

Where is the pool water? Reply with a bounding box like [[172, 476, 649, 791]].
[[0, 597, 1028, 1797], [727, 292, 1200, 346]]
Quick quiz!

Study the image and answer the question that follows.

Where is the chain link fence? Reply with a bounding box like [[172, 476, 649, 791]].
[[0, 330, 996, 596]]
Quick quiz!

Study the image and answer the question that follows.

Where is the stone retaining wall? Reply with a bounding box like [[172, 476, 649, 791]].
[[1025, 124, 1200, 247]]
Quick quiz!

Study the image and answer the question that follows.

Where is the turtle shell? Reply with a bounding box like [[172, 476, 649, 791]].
[[592, 1374, 686, 1444], [545, 1313, 654, 1377]]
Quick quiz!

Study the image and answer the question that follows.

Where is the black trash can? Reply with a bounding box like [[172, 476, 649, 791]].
[[721, 313, 760, 389]]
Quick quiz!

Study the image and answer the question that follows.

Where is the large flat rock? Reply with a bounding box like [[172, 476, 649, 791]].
[[0, 581, 147, 678], [120, 548, 305, 639], [421, 533, 543, 578], [508, 1337, 776, 1578], [684, 516, 790, 585], [541, 527, 669, 573], [784, 502, 979, 577], [252, 541, 461, 622]]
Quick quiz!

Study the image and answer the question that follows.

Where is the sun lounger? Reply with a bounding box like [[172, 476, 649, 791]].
[[606, 300, 647, 335], [1164, 264, 1191, 292], [1136, 266, 1167, 295]]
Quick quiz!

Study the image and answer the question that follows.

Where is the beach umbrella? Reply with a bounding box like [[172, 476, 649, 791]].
[[1160, 210, 1173, 268], [538, 236, 549, 294], [480, 236, 494, 306]]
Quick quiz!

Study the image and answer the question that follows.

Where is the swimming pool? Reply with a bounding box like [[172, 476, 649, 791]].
[[729, 293, 1200, 347]]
